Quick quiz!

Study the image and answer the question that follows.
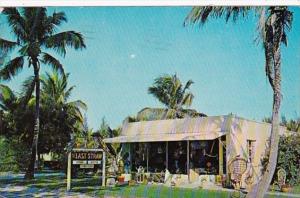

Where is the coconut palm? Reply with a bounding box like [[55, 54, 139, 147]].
[[184, 6, 293, 197], [37, 71, 87, 155], [148, 74, 194, 119], [0, 8, 86, 179]]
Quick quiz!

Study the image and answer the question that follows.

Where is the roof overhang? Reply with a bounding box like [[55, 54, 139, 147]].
[[103, 131, 227, 143]]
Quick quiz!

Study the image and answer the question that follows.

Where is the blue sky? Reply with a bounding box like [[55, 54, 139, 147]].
[[1, 7, 300, 129]]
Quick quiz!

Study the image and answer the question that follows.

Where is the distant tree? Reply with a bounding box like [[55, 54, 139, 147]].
[[148, 74, 195, 119], [98, 117, 110, 138], [82, 114, 89, 148], [0, 8, 86, 179], [263, 116, 300, 133], [281, 116, 300, 132]]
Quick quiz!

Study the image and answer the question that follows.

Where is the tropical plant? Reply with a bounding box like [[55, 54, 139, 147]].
[[0, 72, 87, 171], [281, 116, 300, 132], [148, 74, 195, 119], [0, 83, 37, 171], [0, 7, 86, 179], [39, 71, 87, 155], [277, 133, 300, 185], [184, 6, 293, 197]]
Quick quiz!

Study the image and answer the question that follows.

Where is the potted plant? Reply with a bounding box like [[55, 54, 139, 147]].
[[281, 184, 292, 193]]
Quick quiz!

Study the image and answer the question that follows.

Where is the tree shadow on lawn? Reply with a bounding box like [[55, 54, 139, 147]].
[[0, 174, 105, 195]]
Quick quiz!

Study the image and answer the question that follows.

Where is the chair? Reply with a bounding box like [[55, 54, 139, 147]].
[[277, 168, 286, 189], [136, 166, 145, 183], [228, 156, 247, 190]]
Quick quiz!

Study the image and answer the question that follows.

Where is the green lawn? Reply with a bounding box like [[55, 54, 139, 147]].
[[95, 185, 233, 198], [291, 185, 300, 195], [1, 173, 299, 198]]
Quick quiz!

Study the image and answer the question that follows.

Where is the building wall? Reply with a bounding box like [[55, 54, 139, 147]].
[[226, 115, 286, 189]]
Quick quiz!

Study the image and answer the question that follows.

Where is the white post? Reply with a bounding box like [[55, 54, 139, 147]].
[[166, 142, 168, 170], [102, 151, 106, 187], [187, 141, 190, 183], [67, 151, 72, 191], [146, 144, 149, 172], [219, 138, 224, 175]]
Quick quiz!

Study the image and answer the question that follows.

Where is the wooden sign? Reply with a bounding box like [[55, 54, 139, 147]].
[[80, 164, 94, 169], [72, 152, 102, 160], [67, 148, 106, 191], [71, 150, 102, 166]]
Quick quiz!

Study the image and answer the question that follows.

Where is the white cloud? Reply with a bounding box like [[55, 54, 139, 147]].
[[129, 54, 136, 59]]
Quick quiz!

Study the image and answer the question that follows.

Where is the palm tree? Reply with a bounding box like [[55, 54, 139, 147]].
[[184, 6, 293, 197], [40, 71, 87, 155], [148, 73, 194, 119], [0, 8, 86, 179]]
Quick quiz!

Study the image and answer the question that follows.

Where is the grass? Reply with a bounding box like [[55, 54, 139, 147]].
[[0, 172, 299, 198], [291, 185, 300, 194], [0, 173, 234, 197], [95, 185, 232, 198]]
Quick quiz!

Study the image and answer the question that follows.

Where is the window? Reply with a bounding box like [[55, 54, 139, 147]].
[[247, 140, 256, 163]]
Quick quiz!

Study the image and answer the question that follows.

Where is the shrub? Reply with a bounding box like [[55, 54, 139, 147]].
[[277, 133, 300, 185], [0, 137, 31, 173]]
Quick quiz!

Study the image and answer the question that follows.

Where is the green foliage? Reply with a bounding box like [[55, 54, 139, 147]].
[[148, 73, 194, 110], [277, 134, 300, 185], [0, 137, 30, 172], [98, 117, 110, 138], [0, 71, 86, 170], [136, 107, 206, 121], [0, 8, 86, 81], [262, 116, 300, 185], [146, 73, 205, 120]]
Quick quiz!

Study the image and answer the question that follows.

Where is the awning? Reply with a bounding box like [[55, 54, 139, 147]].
[[103, 131, 227, 143]]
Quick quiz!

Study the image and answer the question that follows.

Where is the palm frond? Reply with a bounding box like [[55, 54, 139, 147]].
[[49, 11, 67, 26], [0, 84, 17, 111], [2, 8, 26, 42], [44, 31, 86, 57], [0, 56, 24, 81], [68, 100, 87, 111], [41, 52, 65, 74], [184, 6, 250, 26], [19, 76, 35, 108], [42, 11, 67, 36], [0, 38, 18, 53], [148, 86, 169, 107], [22, 7, 47, 41], [254, 7, 267, 45], [64, 85, 75, 100], [183, 80, 194, 93], [182, 93, 194, 107]]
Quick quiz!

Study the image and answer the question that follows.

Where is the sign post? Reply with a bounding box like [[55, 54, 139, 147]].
[[67, 151, 72, 191], [102, 151, 106, 187], [67, 148, 105, 191]]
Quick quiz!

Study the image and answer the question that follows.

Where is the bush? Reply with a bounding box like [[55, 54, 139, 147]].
[[0, 137, 31, 173], [277, 133, 300, 185]]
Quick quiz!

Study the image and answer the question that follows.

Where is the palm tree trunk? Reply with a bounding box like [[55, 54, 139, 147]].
[[24, 62, 40, 179], [246, 42, 281, 198]]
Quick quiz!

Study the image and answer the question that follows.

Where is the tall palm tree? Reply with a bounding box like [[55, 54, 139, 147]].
[[0, 8, 86, 179], [184, 6, 293, 197], [148, 73, 194, 119]]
